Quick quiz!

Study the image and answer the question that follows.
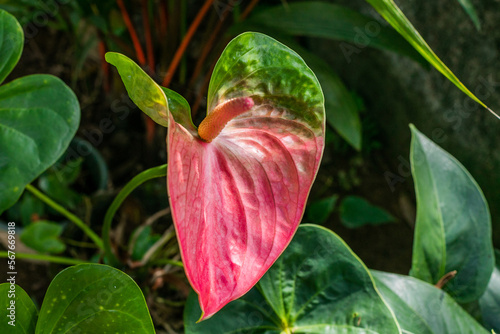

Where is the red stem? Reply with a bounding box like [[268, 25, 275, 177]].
[[141, 0, 155, 73], [161, 0, 215, 87], [117, 0, 146, 66], [240, 0, 260, 20]]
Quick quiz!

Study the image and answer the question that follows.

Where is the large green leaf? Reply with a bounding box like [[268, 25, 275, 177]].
[[373, 271, 488, 334], [0, 9, 23, 84], [237, 2, 426, 66], [36, 264, 155, 334], [0, 284, 37, 334], [364, 0, 497, 117], [20, 221, 66, 254], [0, 74, 80, 214], [185, 224, 401, 333], [479, 249, 500, 333], [409, 125, 494, 303]]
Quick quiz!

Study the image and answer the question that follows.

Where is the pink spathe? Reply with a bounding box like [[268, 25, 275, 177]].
[[167, 99, 324, 319]]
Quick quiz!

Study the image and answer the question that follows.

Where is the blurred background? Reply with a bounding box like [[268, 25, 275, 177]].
[[1, 0, 499, 331]]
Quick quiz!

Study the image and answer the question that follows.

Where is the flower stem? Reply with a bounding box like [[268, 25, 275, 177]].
[[25, 184, 104, 250], [102, 164, 168, 266], [0, 251, 86, 265]]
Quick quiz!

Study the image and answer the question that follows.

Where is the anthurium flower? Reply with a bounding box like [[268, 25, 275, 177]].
[[106, 32, 325, 320]]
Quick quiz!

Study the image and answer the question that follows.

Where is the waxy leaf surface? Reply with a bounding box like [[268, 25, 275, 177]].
[[0, 10, 80, 214], [107, 32, 325, 320], [36, 264, 155, 334], [0, 284, 37, 334], [479, 249, 500, 332], [409, 125, 494, 303], [185, 225, 401, 334], [373, 271, 488, 334]]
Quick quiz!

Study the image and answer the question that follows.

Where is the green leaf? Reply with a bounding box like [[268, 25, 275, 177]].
[[185, 224, 401, 334], [20, 221, 66, 254], [208, 32, 324, 135], [106, 52, 169, 127], [373, 271, 488, 334], [479, 249, 500, 333], [36, 264, 155, 334], [0, 74, 80, 214], [0, 9, 23, 85], [306, 195, 338, 224], [106, 52, 196, 132], [339, 196, 396, 228], [409, 125, 494, 303], [237, 2, 426, 66], [456, 0, 481, 30], [0, 284, 37, 334], [364, 0, 497, 117], [297, 47, 362, 150], [130, 225, 161, 261]]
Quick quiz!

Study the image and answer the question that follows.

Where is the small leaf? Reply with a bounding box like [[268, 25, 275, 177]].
[[456, 0, 481, 30], [409, 125, 494, 303], [130, 225, 161, 261], [20, 221, 66, 254], [306, 195, 338, 224], [0, 284, 37, 334], [185, 225, 401, 333], [373, 271, 488, 334], [0, 9, 23, 84], [479, 249, 500, 332], [339, 196, 396, 228], [365, 0, 496, 117], [105, 52, 169, 127], [36, 264, 155, 334]]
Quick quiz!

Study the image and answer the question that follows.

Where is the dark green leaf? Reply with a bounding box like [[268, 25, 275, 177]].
[[0, 74, 80, 214], [20, 221, 65, 254], [130, 226, 161, 261], [409, 125, 494, 303], [373, 271, 488, 334], [456, 0, 481, 30], [0, 9, 23, 84], [185, 225, 400, 333], [339, 196, 396, 228], [0, 284, 37, 334], [479, 249, 500, 332], [36, 264, 155, 334], [306, 195, 338, 224], [365, 0, 496, 117], [237, 2, 426, 66]]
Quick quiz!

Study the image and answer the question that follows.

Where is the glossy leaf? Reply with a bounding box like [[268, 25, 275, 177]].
[[0, 9, 23, 85], [185, 225, 401, 333], [36, 264, 155, 334], [365, 0, 497, 117], [0, 75, 80, 215], [173, 32, 324, 319], [236, 2, 426, 66], [373, 271, 488, 334], [409, 125, 494, 303], [339, 196, 396, 228], [20, 221, 66, 254], [479, 249, 500, 332], [106, 52, 169, 127], [0, 284, 37, 334], [456, 0, 481, 30], [306, 195, 338, 224]]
